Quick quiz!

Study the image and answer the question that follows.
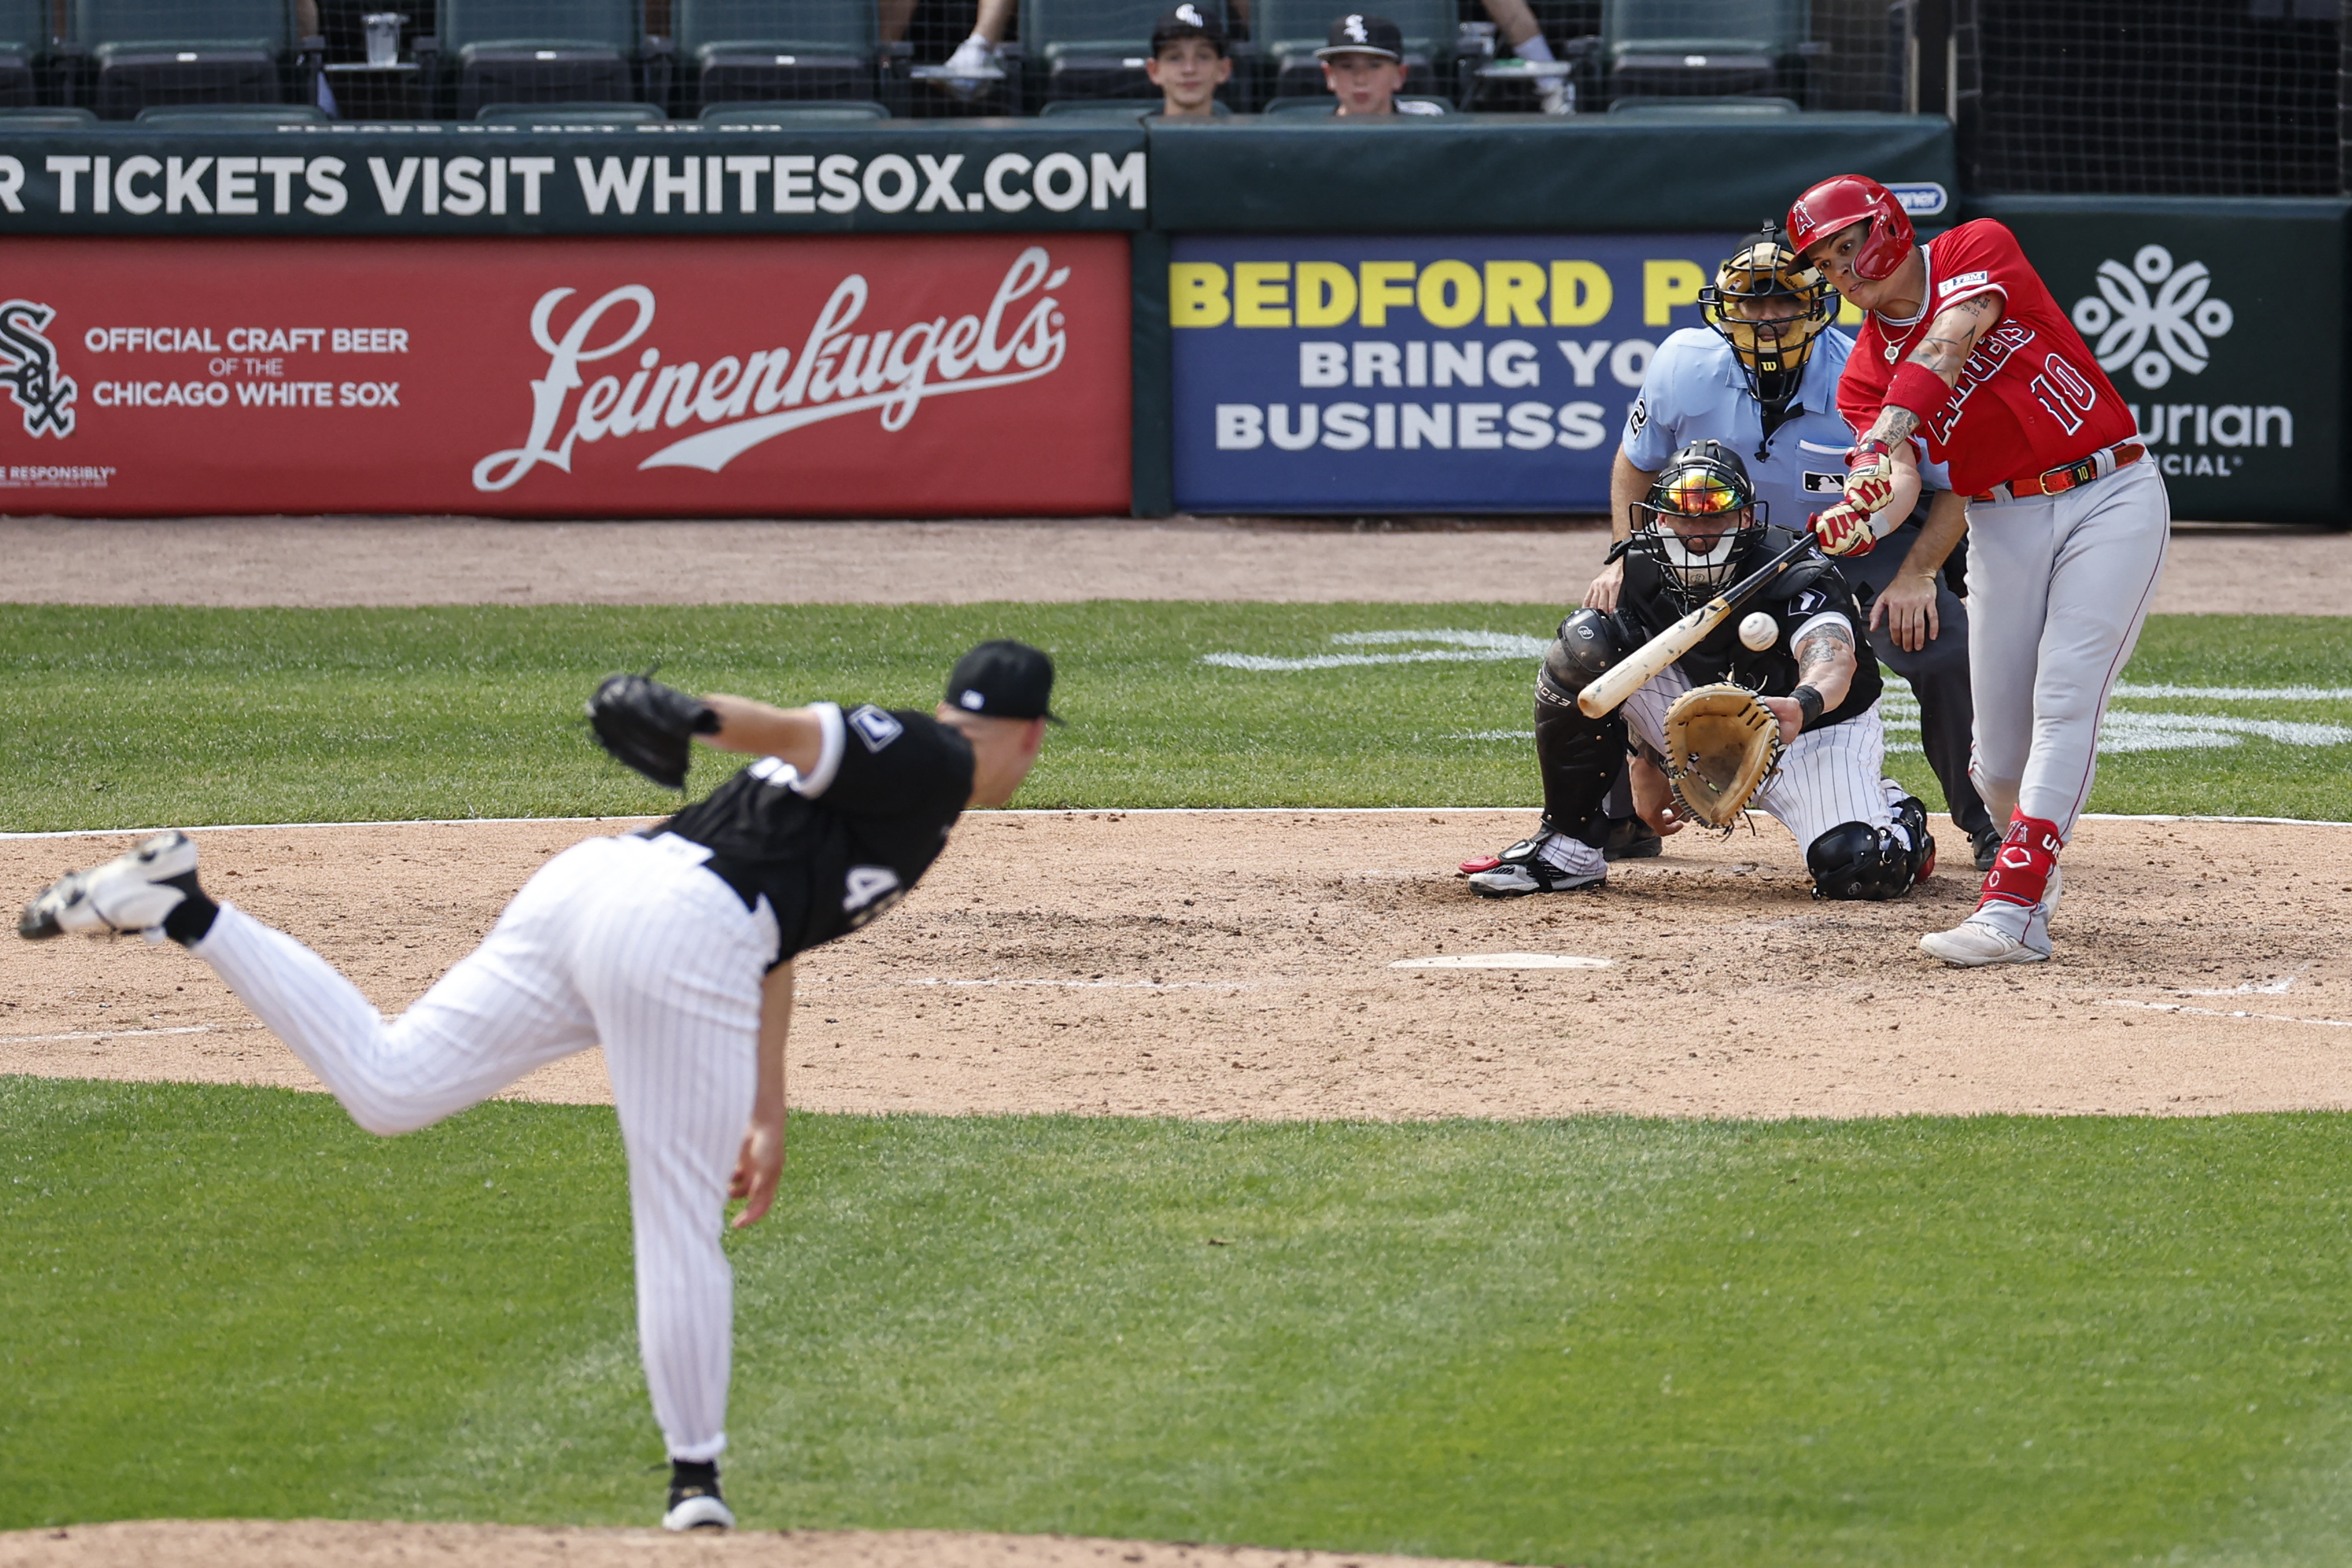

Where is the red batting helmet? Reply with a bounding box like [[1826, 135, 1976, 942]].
[[1785, 175, 1915, 282]]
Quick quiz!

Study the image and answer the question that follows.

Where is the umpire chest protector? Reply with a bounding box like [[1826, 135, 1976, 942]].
[[1621, 526, 1883, 729]]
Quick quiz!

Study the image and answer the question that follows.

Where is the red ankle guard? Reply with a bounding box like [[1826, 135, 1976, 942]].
[[1979, 814, 2063, 909]]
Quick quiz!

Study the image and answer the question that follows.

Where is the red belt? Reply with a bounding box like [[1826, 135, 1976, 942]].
[[1973, 442, 2144, 504]]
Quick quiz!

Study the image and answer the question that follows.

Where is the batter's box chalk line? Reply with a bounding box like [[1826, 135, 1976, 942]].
[[1391, 953, 1613, 970], [2102, 999, 2352, 1030], [904, 977, 1253, 990], [1198, 634, 2352, 756]]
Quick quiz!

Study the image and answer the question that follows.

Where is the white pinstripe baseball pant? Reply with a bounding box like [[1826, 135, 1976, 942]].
[[191, 833, 779, 1464], [1625, 661, 1896, 851]]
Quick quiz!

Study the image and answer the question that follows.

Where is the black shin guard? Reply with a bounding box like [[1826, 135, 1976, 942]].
[[1535, 674, 1627, 851]]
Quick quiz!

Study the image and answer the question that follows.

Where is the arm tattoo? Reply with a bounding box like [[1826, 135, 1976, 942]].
[[1794, 621, 1852, 678], [1873, 406, 1920, 446], [1910, 293, 2000, 376]]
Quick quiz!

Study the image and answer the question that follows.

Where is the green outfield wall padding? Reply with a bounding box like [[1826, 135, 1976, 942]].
[[1965, 196, 2348, 524], [1144, 112, 1956, 233]]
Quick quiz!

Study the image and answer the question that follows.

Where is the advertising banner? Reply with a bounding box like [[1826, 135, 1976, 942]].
[[0, 126, 1148, 236], [1977, 196, 2345, 523], [1171, 232, 1775, 513], [0, 233, 1131, 517]]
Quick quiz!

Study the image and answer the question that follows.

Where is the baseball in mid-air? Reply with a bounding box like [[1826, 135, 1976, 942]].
[[1739, 611, 1779, 651]]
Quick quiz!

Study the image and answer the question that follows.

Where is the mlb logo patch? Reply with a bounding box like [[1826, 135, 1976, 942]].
[[1802, 470, 1844, 494]]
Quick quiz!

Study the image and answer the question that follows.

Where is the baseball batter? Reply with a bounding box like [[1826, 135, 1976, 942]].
[[1593, 223, 1999, 871], [1788, 175, 2169, 966], [1465, 440, 1935, 901], [16, 640, 1060, 1532]]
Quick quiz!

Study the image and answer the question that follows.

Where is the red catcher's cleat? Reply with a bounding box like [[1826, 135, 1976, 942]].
[[1458, 855, 1502, 875]]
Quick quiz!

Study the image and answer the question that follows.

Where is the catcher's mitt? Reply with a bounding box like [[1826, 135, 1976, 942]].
[[1661, 682, 1782, 830], [586, 671, 719, 791]]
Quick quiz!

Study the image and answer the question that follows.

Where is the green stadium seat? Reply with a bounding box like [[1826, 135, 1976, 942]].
[[475, 99, 664, 123], [1020, 0, 1227, 105], [1262, 91, 1449, 114], [1604, 93, 1799, 115], [1037, 96, 1231, 117], [0, 0, 48, 107], [68, 0, 302, 119], [1600, 0, 1808, 103], [136, 102, 328, 125], [1245, 0, 1453, 101], [700, 99, 890, 123], [673, 0, 881, 111], [0, 105, 95, 127], [431, 0, 650, 116]]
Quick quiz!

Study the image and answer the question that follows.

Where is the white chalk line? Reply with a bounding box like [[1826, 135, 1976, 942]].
[[1, 1022, 268, 1045], [2102, 1000, 2352, 1031], [8, 808, 2352, 841], [1392, 953, 1612, 970]]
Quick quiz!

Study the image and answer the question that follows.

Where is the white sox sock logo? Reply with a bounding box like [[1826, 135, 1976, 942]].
[[0, 300, 77, 439], [474, 247, 1071, 492]]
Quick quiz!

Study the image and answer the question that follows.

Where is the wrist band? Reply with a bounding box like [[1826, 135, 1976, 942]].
[[1790, 684, 1825, 728], [1885, 360, 1952, 424]]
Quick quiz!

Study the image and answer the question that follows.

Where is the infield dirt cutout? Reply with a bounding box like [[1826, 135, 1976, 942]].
[[6, 810, 2351, 1120]]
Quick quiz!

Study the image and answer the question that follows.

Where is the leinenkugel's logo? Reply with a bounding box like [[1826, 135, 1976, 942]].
[[2069, 244, 2233, 391], [0, 299, 77, 438], [473, 246, 1071, 492]]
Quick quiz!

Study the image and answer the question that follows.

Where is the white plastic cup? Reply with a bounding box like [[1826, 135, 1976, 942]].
[[363, 12, 407, 69]]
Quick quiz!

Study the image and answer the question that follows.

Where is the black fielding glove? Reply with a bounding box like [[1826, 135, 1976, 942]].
[[586, 671, 720, 791]]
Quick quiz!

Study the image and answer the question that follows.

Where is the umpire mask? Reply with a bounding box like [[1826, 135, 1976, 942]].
[[1635, 440, 1768, 605], [1700, 223, 1833, 417]]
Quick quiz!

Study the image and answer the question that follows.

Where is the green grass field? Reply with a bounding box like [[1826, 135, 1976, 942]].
[[0, 604, 2345, 831], [11, 1076, 2352, 1564], [5, 600, 2351, 1561]]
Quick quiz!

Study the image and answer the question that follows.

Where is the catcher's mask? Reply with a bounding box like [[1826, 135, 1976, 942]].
[[1699, 223, 1833, 415], [1632, 439, 1768, 604]]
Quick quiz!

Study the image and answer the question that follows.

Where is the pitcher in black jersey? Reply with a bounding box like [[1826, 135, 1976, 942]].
[[16, 640, 1055, 1534], [1462, 442, 1936, 901]]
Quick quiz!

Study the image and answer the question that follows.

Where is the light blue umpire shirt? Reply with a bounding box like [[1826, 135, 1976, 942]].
[[1619, 323, 1951, 532]]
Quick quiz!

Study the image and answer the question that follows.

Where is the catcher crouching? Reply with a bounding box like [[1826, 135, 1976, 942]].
[[1465, 439, 1934, 900]]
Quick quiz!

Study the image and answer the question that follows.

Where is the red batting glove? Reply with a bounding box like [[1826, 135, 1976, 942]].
[[1844, 437, 1898, 513], [1810, 503, 1876, 558]]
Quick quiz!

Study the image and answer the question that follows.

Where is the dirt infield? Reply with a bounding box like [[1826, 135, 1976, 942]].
[[0, 516, 2341, 613], [8, 811, 2350, 1120], [0, 1520, 1517, 1568]]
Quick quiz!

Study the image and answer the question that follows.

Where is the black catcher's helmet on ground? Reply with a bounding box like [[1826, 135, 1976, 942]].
[[1699, 222, 1835, 421], [1632, 439, 1768, 606]]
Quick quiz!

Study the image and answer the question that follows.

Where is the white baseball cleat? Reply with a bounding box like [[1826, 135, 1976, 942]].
[[1465, 831, 1606, 897], [1919, 918, 2048, 967], [18, 831, 197, 940], [662, 1492, 736, 1532]]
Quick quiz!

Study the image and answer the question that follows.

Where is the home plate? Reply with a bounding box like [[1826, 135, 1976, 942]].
[[1389, 953, 1613, 970]]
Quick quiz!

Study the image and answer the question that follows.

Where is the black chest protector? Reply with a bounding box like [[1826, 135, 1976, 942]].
[[1621, 526, 1883, 730], [659, 704, 974, 966]]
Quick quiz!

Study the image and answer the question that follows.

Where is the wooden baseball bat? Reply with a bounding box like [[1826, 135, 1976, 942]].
[[1576, 533, 1821, 719]]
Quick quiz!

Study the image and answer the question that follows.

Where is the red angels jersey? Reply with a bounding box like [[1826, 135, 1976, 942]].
[[1836, 219, 2136, 496]]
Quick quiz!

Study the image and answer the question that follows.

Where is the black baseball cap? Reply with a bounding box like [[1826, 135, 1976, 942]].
[[1316, 12, 1403, 61], [1151, 2, 1228, 54], [946, 640, 1063, 724]]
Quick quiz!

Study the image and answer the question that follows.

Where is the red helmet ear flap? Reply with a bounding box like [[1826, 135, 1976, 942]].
[[1786, 175, 1916, 282]]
